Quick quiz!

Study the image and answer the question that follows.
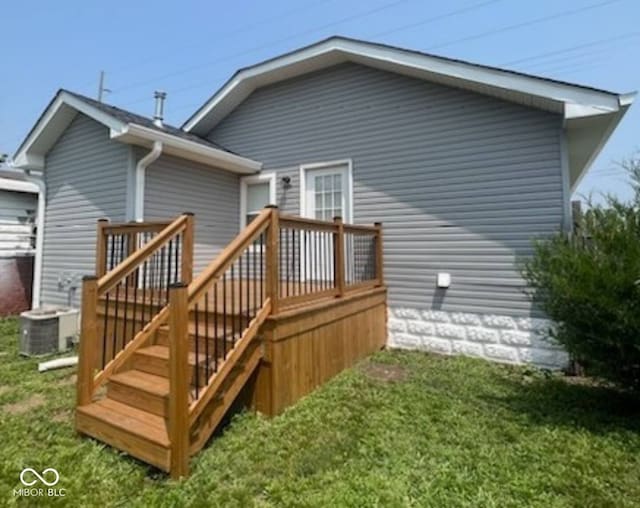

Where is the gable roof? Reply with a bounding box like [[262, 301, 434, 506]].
[[13, 90, 261, 174], [183, 36, 635, 190]]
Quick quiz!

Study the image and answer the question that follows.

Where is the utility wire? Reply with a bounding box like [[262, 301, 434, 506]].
[[368, 0, 502, 38], [74, 0, 337, 89], [425, 0, 625, 50], [111, 0, 629, 118], [111, 0, 413, 95], [116, 0, 505, 107], [109, 0, 337, 76], [500, 31, 640, 67]]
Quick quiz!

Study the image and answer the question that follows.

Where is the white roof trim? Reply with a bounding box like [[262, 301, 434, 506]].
[[183, 37, 628, 133], [183, 36, 635, 188], [0, 176, 39, 194], [112, 124, 261, 174], [13, 91, 262, 174], [13, 92, 126, 169]]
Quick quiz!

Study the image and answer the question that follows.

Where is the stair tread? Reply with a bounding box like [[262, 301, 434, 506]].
[[158, 322, 240, 336], [77, 398, 170, 447], [137, 345, 197, 365], [110, 370, 169, 396], [137, 345, 227, 366]]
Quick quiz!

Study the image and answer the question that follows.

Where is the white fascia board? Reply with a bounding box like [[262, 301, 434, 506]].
[[13, 91, 127, 170], [113, 123, 262, 174], [184, 38, 624, 133], [0, 177, 39, 193], [620, 91, 638, 107]]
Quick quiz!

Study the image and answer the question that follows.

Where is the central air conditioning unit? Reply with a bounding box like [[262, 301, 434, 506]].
[[19, 307, 80, 356]]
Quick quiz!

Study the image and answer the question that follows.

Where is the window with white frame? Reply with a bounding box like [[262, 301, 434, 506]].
[[240, 173, 276, 227]]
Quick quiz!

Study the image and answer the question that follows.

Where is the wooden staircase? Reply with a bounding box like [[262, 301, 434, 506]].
[[75, 207, 383, 477], [76, 317, 259, 471]]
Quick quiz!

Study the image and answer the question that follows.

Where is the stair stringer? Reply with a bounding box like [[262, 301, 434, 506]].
[[188, 335, 264, 456]]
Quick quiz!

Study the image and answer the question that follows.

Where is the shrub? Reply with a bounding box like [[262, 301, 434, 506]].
[[522, 156, 640, 390]]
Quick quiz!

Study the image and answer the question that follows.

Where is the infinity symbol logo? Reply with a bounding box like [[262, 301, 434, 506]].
[[19, 468, 60, 487]]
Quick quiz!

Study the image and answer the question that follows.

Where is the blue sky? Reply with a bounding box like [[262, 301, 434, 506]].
[[2, 0, 637, 201]]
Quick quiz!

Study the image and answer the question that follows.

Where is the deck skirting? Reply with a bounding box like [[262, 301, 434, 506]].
[[251, 287, 387, 416]]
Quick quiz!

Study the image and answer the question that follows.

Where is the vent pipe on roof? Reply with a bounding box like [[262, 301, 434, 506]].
[[153, 91, 167, 127]]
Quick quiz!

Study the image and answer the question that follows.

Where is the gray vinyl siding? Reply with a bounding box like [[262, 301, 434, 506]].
[[207, 63, 564, 317], [143, 154, 240, 275], [42, 113, 129, 307]]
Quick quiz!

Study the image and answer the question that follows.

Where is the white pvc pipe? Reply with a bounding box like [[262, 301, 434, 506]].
[[38, 356, 78, 372]]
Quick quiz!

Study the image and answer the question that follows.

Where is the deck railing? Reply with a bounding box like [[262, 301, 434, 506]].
[[76, 213, 194, 406], [77, 205, 383, 478], [277, 214, 382, 308]]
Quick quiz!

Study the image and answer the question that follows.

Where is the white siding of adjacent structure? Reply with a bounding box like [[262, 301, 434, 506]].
[[41, 113, 129, 307], [0, 190, 36, 257], [143, 153, 240, 276]]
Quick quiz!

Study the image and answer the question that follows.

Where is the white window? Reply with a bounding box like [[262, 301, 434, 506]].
[[240, 173, 276, 227]]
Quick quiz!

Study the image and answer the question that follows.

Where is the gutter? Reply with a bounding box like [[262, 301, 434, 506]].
[[135, 141, 163, 222], [113, 123, 261, 174], [23, 174, 45, 308]]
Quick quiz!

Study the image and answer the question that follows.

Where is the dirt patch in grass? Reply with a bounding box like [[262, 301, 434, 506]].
[[0, 385, 11, 397], [3, 393, 45, 415], [52, 409, 72, 423], [57, 374, 77, 387], [361, 361, 409, 383]]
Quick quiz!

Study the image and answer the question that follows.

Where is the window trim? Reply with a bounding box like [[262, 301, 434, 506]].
[[299, 159, 353, 223], [239, 172, 276, 229]]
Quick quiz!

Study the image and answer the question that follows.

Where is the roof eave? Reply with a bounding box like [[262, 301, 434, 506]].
[[13, 91, 127, 170], [567, 97, 635, 192], [13, 91, 262, 174], [114, 123, 262, 174], [183, 36, 624, 135]]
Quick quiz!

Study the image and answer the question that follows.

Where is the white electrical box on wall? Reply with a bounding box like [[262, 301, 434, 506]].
[[437, 272, 451, 288]]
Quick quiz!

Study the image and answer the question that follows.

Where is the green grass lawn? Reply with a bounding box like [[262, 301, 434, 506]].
[[1, 317, 640, 507]]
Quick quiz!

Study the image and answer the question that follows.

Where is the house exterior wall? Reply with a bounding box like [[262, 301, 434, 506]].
[[41, 113, 129, 307], [0, 189, 36, 315], [143, 153, 240, 276], [206, 62, 569, 368]]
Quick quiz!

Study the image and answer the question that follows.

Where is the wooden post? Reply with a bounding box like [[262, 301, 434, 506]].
[[333, 216, 345, 297], [265, 205, 280, 315], [77, 276, 98, 407], [374, 222, 383, 286], [168, 283, 189, 479], [95, 219, 109, 278], [181, 213, 195, 285]]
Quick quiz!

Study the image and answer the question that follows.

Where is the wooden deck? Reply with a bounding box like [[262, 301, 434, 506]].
[[76, 209, 386, 478]]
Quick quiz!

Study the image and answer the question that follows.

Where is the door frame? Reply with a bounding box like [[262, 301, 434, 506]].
[[299, 159, 354, 223], [299, 159, 354, 282]]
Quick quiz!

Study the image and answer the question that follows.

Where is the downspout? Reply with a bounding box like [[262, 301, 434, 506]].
[[24, 174, 45, 309], [134, 141, 162, 222]]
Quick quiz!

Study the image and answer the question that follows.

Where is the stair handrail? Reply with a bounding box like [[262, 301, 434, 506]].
[[167, 206, 274, 478], [98, 214, 193, 296], [77, 213, 194, 407]]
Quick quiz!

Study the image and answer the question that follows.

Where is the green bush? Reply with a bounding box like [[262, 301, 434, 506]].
[[522, 156, 640, 390]]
